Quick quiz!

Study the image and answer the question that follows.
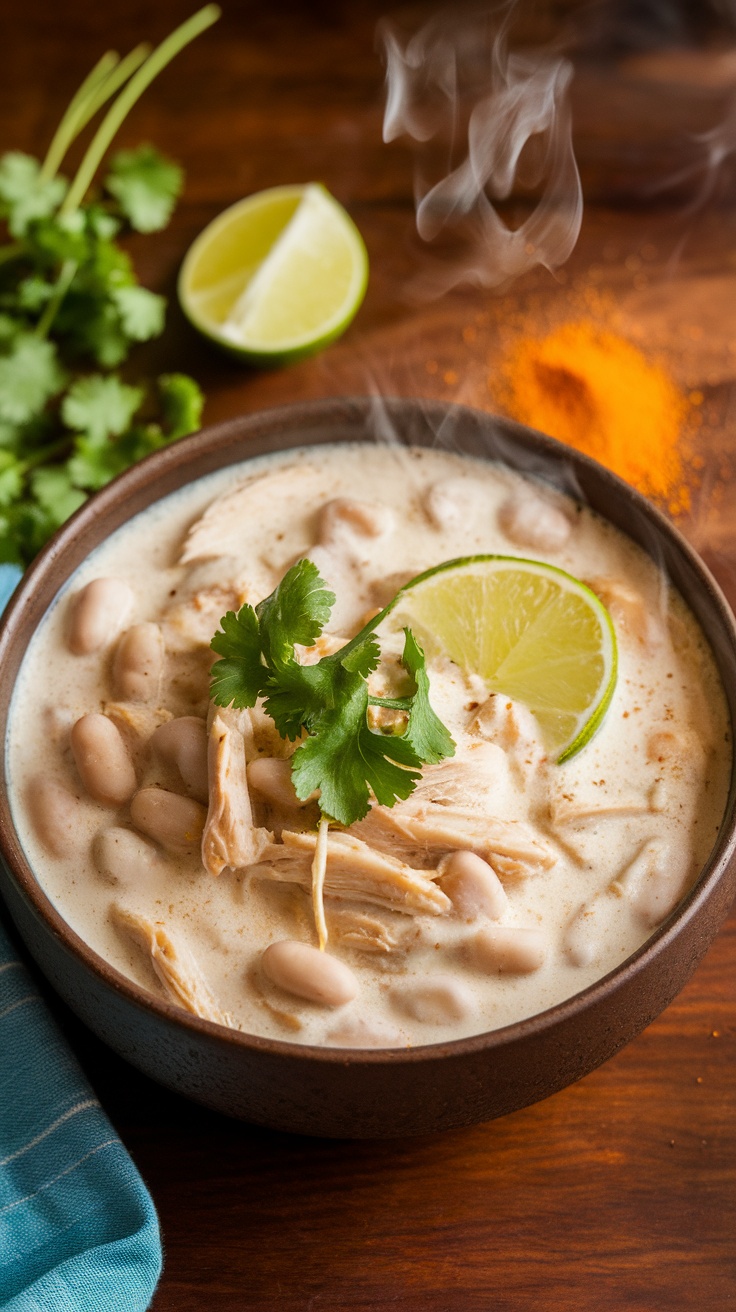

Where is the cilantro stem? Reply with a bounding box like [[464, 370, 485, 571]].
[[35, 259, 78, 339], [18, 435, 73, 474], [41, 51, 119, 181], [41, 45, 152, 183], [60, 6, 221, 217], [311, 816, 330, 951], [368, 695, 412, 711]]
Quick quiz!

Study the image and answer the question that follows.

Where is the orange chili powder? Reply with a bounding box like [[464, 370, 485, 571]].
[[494, 321, 690, 513]]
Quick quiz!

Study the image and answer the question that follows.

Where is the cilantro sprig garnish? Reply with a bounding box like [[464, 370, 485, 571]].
[[0, 7, 219, 565], [210, 559, 456, 828]]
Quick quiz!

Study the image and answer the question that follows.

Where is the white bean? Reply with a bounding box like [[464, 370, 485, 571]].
[[25, 777, 84, 857], [391, 975, 475, 1025], [498, 496, 571, 552], [130, 787, 207, 854], [563, 898, 609, 967], [317, 497, 393, 544], [631, 869, 686, 929], [326, 1016, 406, 1048], [439, 851, 508, 921], [425, 480, 468, 531], [70, 714, 137, 807], [613, 840, 688, 930], [93, 826, 161, 885], [246, 757, 302, 809], [150, 717, 208, 803], [261, 940, 357, 1007], [113, 623, 164, 703], [68, 577, 135, 655], [471, 926, 546, 975]]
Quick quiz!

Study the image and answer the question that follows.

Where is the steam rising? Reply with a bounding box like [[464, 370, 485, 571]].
[[378, 7, 583, 290], [681, 92, 736, 212]]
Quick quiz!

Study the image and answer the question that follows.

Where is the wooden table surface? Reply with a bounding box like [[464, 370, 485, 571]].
[[2, 2, 735, 1308]]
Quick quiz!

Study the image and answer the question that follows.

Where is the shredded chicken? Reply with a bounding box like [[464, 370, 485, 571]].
[[162, 584, 252, 653], [586, 577, 663, 651], [103, 701, 173, 746], [202, 706, 272, 876], [353, 802, 556, 882], [251, 829, 451, 916], [180, 464, 321, 564], [549, 794, 656, 825], [468, 694, 546, 783], [325, 904, 409, 954], [111, 904, 232, 1025], [409, 742, 511, 814]]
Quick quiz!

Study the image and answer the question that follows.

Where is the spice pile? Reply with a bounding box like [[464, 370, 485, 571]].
[[494, 320, 690, 514]]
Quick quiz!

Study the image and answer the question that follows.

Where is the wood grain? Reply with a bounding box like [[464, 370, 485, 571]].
[[1, 0, 735, 1307]]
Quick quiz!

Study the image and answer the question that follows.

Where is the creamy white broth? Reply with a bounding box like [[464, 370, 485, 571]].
[[7, 443, 731, 1047]]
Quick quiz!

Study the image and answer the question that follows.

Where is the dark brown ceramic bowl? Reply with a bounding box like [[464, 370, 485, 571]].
[[0, 398, 735, 1138]]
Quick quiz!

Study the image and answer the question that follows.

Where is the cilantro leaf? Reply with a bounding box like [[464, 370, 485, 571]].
[[61, 374, 143, 443], [0, 152, 67, 237], [256, 558, 335, 668], [158, 373, 204, 439], [209, 563, 455, 827], [355, 717, 423, 806], [0, 497, 54, 563], [290, 680, 373, 823], [210, 606, 266, 708], [0, 19, 210, 568], [30, 465, 86, 526], [0, 422, 21, 452], [290, 677, 422, 825], [105, 145, 183, 233], [85, 205, 121, 242], [262, 659, 335, 741], [0, 317, 19, 346], [17, 277, 55, 313], [66, 437, 125, 491], [26, 210, 89, 268], [112, 285, 165, 341], [62, 300, 130, 367], [399, 627, 456, 764], [340, 630, 381, 677], [0, 335, 66, 424], [0, 452, 24, 507], [0, 518, 23, 564], [289, 692, 422, 823]]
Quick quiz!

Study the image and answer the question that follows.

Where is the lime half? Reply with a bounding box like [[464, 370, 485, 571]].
[[380, 556, 618, 763], [178, 183, 368, 365]]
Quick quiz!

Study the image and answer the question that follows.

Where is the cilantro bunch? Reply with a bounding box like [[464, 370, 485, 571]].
[[0, 6, 220, 565], [210, 559, 456, 828]]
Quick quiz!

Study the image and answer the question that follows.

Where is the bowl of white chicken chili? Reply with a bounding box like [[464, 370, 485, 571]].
[[0, 397, 734, 1137]]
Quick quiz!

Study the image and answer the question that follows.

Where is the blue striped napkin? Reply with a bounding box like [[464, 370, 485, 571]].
[[0, 564, 162, 1311]]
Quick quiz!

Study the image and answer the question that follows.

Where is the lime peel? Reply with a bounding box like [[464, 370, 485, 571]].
[[378, 554, 618, 763]]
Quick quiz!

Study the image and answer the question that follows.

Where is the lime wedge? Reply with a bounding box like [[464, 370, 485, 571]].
[[380, 556, 618, 762], [178, 183, 368, 364]]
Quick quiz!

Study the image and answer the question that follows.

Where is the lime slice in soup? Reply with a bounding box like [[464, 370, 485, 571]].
[[380, 556, 618, 762], [178, 183, 368, 365]]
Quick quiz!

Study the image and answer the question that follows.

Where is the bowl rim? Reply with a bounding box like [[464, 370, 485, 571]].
[[1, 394, 735, 1066]]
